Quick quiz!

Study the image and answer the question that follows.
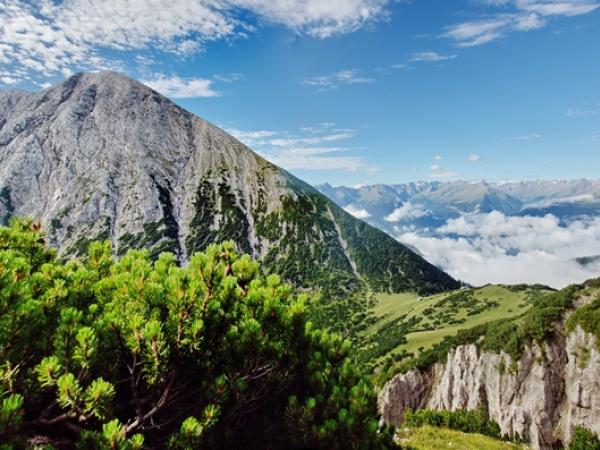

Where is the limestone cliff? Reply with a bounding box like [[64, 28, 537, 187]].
[[380, 309, 600, 449]]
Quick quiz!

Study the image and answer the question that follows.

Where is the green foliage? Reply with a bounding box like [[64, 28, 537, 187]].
[[569, 426, 600, 450], [358, 316, 422, 364], [566, 288, 600, 350], [328, 204, 459, 296], [260, 194, 361, 298], [390, 285, 583, 378], [0, 187, 14, 226], [397, 425, 526, 450], [185, 177, 252, 257], [404, 408, 501, 440], [0, 218, 397, 449]]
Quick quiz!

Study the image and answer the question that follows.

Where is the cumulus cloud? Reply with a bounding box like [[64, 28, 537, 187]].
[[233, 0, 390, 38], [444, 1, 599, 47], [0, 0, 390, 83], [384, 202, 429, 222], [0, 76, 18, 85], [468, 154, 482, 162], [344, 204, 371, 219], [397, 211, 600, 288], [142, 74, 221, 98]]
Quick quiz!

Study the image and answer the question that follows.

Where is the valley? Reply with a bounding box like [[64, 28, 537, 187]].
[[319, 182, 600, 288]]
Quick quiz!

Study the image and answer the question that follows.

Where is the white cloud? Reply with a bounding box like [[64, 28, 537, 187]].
[[0, 75, 18, 84], [227, 123, 378, 173], [269, 132, 355, 147], [213, 73, 245, 83], [227, 128, 278, 147], [567, 106, 599, 117], [384, 202, 429, 222], [232, 0, 390, 38], [409, 51, 457, 62], [468, 154, 482, 162], [434, 154, 444, 160], [0, 0, 390, 82], [260, 146, 374, 171], [514, 133, 543, 140], [300, 122, 338, 133], [527, 193, 596, 208], [344, 204, 371, 219], [302, 69, 374, 90], [429, 164, 459, 179], [397, 211, 600, 288], [519, 1, 600, 17], [141, 74, 221, 98], [444, 1, 599, 47]]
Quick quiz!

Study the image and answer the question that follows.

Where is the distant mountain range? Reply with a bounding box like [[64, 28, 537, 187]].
[[318, 179, 600, 235], [0, 71, 458, 299]]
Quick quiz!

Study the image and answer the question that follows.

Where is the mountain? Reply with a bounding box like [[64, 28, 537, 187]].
[[317, 180, 600, 236], [317, 181, 525, 236], [0, 71, 458, 298]]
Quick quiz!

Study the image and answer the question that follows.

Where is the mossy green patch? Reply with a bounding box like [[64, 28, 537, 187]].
[[397, 426, 526, 450]]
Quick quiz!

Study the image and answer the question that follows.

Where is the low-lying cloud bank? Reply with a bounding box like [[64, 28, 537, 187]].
[[396, 211, 600, 288]]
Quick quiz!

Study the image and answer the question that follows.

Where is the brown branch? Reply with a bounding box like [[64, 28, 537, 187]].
[[125, 370, 178, 434]]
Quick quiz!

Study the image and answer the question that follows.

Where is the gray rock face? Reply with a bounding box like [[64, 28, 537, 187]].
[[379, 326, 600, 449], [0, 71, 458, 296]]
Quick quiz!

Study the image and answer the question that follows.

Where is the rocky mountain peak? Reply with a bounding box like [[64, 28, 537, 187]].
[[0, 72, 459, 298]]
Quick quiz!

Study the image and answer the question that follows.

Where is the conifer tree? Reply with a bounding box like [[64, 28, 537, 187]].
[[0, 219, 398, 449]]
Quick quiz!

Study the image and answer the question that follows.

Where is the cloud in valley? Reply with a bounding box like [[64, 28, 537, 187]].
[[344, 204, 371, 219], [385, 202, 429, 222], [396, 211, 600, 288]]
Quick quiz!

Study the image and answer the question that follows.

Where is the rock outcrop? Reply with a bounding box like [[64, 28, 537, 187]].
[[380, 325, 600, 449]]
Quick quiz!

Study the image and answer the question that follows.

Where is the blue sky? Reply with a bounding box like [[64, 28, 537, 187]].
[[1, 0, 599, 186]]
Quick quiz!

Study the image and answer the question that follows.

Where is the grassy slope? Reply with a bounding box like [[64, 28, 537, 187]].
[[398, 426, 528, 450], [361, 285, 550, 368]]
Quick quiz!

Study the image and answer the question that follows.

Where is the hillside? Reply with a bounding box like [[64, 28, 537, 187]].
[[354, 285, 551, 377], [379, 279, 600, 449], [0, 71, 458, 301]]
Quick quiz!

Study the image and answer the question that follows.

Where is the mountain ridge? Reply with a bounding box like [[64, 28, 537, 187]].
[[318, 179, 600, 237]]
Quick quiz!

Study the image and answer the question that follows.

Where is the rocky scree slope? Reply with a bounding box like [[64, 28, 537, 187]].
[[0, 71, 458, 297], [379, 283, 600, 450]]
